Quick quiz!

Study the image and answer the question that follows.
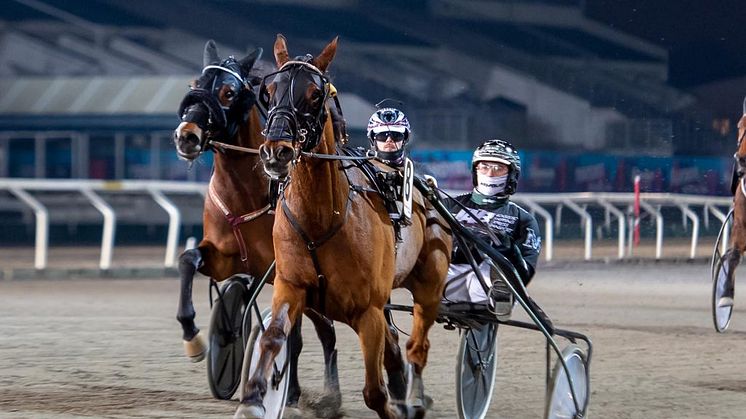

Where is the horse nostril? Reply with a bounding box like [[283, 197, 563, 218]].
[[185, 133, 200, 146], [277, 146, 293, 161]]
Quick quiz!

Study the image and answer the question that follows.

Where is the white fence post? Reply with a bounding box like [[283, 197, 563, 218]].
[[149, 189, 181, 268], [596, 198, 626, 259], [639, 201, 663, 259], [81, 188, 116, 270], [676, 202, 699, 259], [9, 188, 48, 269], [562, 199, 593, 260]]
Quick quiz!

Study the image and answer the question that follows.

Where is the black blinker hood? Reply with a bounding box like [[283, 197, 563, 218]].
[[177, 88, 227, 129]]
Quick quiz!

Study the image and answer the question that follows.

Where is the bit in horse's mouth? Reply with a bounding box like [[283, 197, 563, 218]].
[[176, 148, 200, 161], [263, 166, 288, 180]]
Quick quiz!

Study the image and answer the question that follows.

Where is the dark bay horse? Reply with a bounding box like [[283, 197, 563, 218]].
[[236, 35, 452, 419], [722, 96, 746, 306], [173, 40, 339, 408]]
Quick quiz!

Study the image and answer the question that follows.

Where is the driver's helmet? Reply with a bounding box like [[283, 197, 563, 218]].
[[367, 108, 410, 165], [471, 139, 522, 195]]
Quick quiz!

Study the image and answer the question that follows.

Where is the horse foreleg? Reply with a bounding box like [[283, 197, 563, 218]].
[[176, 247, 206, 362], [305, 309, 340, 396], [236, 283, 304, 419], [383, 307, 407, 402], [356, 308, 402, 419], [299, 309, 342, 417], [286, 316, 303, 407]]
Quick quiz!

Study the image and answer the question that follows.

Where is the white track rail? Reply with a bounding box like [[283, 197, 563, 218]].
[[0, 180, 735, 267], [0, 179, 205, 269]]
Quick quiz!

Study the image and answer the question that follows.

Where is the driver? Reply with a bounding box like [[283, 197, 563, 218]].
[[366, 107, 410, 168], [444, 139, 541, 319]]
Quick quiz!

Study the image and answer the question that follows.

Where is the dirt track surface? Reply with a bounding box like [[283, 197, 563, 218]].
[[2, 263, 746, 418]]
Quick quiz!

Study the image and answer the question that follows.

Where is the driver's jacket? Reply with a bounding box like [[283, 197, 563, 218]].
[[444, 191, 542, 282]]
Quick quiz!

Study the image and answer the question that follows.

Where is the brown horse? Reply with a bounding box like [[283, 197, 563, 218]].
[[173, 40, 339, 408], [722, 97, 746, 306], [236, 35, 452, 419]]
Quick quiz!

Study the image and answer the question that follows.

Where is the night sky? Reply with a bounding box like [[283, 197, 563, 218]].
[[586, 0, 746, 87]]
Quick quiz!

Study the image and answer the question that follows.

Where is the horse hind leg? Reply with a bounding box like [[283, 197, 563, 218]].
[[404, 248, 450, 417], [356, 307, 403, 419], [403, 299, 437, 419], [176, 247, 206, 362], [723, 243, 746, 303]]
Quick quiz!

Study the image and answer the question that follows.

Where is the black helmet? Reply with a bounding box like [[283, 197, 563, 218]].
[[471, 139, 521, 195]]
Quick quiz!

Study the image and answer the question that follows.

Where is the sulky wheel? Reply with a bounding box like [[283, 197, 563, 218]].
[[239, 308, 291, 419], [545, 344, 589, 419], [711, 209, 736, 333], [712, 254, 736, 333], [206, 275, 252, 400], [455, 322, 499, 419]]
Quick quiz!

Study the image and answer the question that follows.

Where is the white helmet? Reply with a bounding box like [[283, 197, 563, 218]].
[[367, 108, 410, 165], [367, 108, 410, 140]]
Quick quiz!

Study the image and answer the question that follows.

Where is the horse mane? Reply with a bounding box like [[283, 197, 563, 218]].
[[327, 98, 348, 145]]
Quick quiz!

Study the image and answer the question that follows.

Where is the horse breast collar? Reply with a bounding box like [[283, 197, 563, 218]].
[[208, 178, 271, 269]]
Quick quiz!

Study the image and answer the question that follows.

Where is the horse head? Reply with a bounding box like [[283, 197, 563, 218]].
[[174, 40, 262, 160], [258, 34, 338, 179], [735, 96, 746, 176]]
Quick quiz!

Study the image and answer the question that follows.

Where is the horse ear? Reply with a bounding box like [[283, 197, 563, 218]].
[[313, 36, 338, 72], [274, 34, 289, 68], [239, 47, 263, 72], [203, 39, 220, 67]]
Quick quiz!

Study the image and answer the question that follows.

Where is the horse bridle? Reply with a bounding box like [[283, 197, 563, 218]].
[[260, 59, 334, 155], [177, 59, 258, 155]]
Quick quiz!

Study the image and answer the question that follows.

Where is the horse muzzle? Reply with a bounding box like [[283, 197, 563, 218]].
[[259, 142, 294, 179], [174, 122, 204, 161]]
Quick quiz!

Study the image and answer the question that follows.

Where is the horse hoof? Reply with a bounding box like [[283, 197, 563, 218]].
[[233, 403, 265, 419], [183, 332, 207, 362], [283, 406, 304, 419], [411, 406, 426, 419], [391, 402, 426, 419]]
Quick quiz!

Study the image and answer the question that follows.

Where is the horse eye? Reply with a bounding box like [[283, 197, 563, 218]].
[[225, 90, 235, 99]]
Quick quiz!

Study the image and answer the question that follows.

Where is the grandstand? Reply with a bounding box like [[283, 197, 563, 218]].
[[0, 0, 734, 244]]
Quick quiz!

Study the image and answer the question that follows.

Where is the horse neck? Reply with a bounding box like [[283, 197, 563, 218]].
[[211, 108, 268, 211], [286, 121, 347, 231]]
